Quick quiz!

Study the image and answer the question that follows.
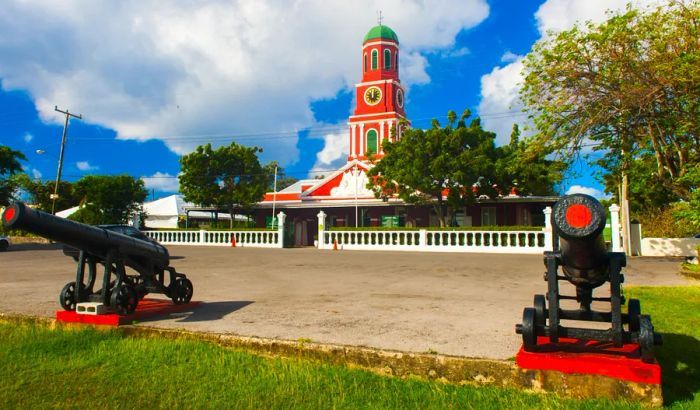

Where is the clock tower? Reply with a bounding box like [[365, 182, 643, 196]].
[[348, 23, 409, 161]]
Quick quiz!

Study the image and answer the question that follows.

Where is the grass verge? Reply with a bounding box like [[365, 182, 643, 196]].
[[0, 323, 633, 409], [625, 286, 700, 407]]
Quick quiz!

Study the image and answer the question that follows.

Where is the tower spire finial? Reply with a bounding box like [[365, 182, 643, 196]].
[[377, 10, 383, 26]]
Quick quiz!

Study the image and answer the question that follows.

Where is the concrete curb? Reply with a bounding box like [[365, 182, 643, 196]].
[[0, 314, 662, 406]]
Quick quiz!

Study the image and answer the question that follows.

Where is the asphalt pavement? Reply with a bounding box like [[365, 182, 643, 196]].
[[0, 243, 694, 359]]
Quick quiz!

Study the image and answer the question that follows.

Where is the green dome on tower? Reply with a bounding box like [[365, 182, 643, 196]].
[[363, 25, 399, 44]]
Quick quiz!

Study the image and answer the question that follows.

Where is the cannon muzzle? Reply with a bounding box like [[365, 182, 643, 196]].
[[2, 202, 169, 268], [551, 194, 609, 288]]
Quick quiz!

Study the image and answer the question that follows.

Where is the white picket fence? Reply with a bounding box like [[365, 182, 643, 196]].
[[143, 212, 286, 249]]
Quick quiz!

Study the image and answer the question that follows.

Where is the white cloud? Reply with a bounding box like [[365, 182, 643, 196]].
[[478, 58, 526, 146], [312, 126, 349, 173], [0, 0, 489, 166], [535, 0, 663, 36], [565, 185, 608, 199], [500, 51, 521, 63], [440, 47, 470, 58], [23, 132, 33, 143], [478, 0, 664, 147], [31, 168, 42, 179], [76, 161, 98, 171], [142, 172, 180, 193]]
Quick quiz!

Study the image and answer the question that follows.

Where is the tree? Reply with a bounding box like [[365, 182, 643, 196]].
[[69, 175, 147, 224], [521, 1, 699, 203], [179, 143, 269, 223], [367, 111, 491, 226], [13, 174, 78, 212], [264, 161, 298, 192], [0, 145, 26, 205], [494, 124, 565, 197]]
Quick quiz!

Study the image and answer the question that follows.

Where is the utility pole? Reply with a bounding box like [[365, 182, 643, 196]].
[[52, 106, 82, 214]]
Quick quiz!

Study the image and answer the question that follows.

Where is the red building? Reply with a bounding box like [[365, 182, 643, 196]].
[[251, 24, 556, 246]]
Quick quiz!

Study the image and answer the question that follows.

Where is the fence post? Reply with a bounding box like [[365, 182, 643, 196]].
[[419, 229, 428, 250], [543, 207, 553, 251], [199, 229, 206, 245], [317, 211, 326, 249], [277, 211, 286, 248], [609, 204, 621, 252]]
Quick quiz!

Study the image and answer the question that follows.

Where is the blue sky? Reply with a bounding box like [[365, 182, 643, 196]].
[[0, 0, 659, 203]]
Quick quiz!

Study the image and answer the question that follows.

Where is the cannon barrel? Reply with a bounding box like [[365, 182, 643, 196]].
[[551, 194, 609, 288], [2, 202, 169, 268]]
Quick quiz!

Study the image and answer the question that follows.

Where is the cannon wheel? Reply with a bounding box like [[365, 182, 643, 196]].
[[533, 294, 546, 327], [60, 281, 80, 311], [521, 308, 537, 352], [170, 277, 193, 305], [627, 298, 641, 332], [110, 284, 138, 315], [638, 315, 655, 363]]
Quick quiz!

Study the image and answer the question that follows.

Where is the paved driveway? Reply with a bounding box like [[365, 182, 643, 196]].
[[0, 243, 694, 359]]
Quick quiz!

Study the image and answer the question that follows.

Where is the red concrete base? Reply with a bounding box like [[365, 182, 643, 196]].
[[56, 298, 201, 326], [516, 336, 661, 384]]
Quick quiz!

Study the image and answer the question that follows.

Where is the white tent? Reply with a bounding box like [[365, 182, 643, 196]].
[[142, 195, 187, 228], [142, 195, 247, 228], [56, 205, 80, 219]]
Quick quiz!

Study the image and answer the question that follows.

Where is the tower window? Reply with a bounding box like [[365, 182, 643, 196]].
[[364, 53, 367, 72], [384, 49, 391, 69], [395, 53, 399, 71], [371, 49, 378, 70], [366, 129, 378, 155]]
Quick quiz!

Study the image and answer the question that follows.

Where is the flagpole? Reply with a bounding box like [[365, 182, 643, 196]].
[[272, 166, 277, 228]]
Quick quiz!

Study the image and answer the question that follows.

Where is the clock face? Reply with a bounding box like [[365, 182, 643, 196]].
[[396, 88, 404, 108], [364, 86, 382, 106]]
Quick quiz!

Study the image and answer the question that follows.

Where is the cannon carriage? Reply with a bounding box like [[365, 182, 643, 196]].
[[515, 194, 662, 362], [2, 202, 193, 315]]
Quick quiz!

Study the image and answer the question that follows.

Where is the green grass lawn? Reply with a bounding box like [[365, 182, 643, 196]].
[[0, 286, 698, 409], [625, 286, 700, 407]]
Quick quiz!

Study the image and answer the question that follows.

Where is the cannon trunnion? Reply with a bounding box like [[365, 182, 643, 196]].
[[2, 202, 193, 315], [515, 194, 662, 363]]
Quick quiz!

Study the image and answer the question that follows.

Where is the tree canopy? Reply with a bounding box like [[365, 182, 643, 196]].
[[0, 145, 26, 205], [179, 143, 269, 218], [69, 175, 147, 225], [13, 174, 79, 213], [521, 1, 699, 204], [366, 111, 563, 226]]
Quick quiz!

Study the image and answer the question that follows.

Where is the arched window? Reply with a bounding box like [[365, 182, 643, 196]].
[[364, 53, 367, 72], [395, 53, 399, 72], [384, 49, 391, 69], [366, 129, 378, 155], [371, 49, 378, 70]]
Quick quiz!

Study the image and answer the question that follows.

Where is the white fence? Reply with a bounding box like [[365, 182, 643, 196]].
[[322, 228, 549, 254], [143, 212, 286, 249]]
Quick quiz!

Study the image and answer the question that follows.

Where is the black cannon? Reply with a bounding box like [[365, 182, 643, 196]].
[[515, 194, 661, 362], [2, 202, 193, 315]]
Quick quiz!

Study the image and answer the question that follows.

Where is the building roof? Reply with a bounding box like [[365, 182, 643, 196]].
[[363, 25, 399, 44]]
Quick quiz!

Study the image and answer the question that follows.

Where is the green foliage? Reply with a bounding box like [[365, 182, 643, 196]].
[[0, 321, 642, 409], [68, 175, 147, 224], [13, 174, 79, 212], [636, 205, 697, 238], [521, 2, 700, 206], [179, 143, 269, 218], [0, 145, 26, 205], [672, 167, 700, 233], [367, 111, 563, 226]]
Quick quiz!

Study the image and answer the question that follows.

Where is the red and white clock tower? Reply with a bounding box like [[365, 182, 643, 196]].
[[348, 24, 409, 161]]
